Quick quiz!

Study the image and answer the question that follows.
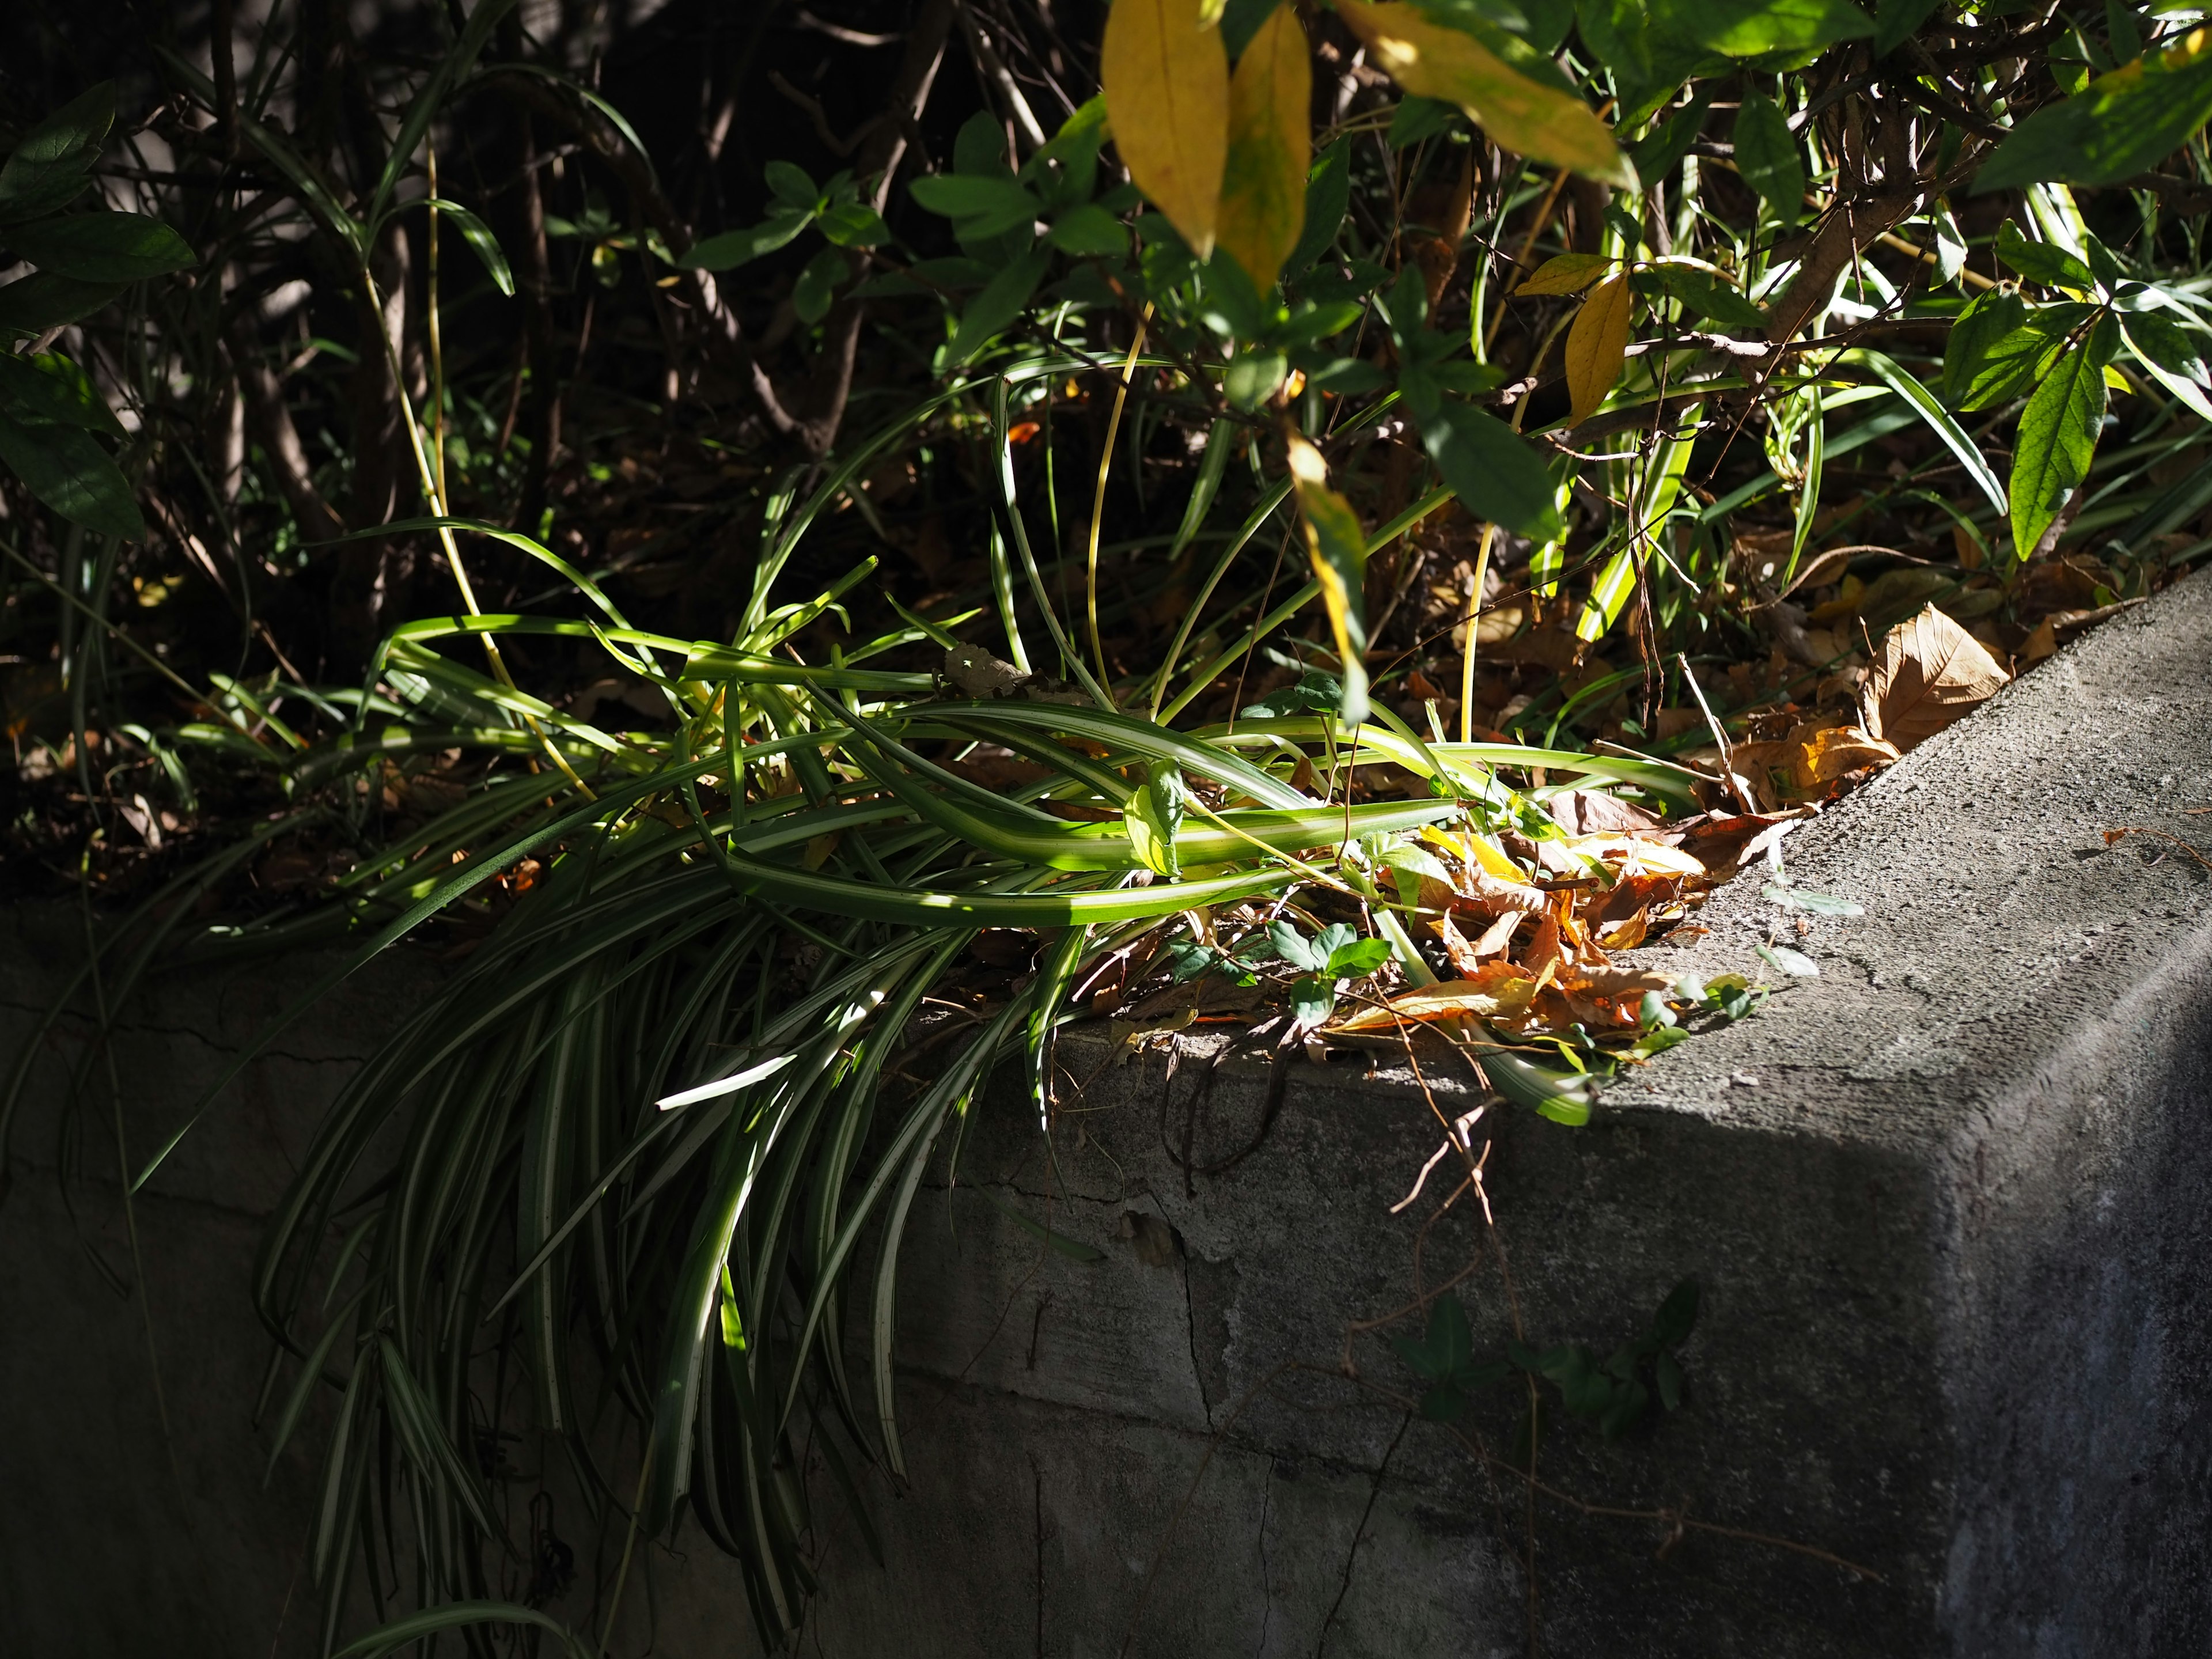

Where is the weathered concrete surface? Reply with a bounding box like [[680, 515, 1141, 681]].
[[2, 568, 2208, 1656], [0, 930, 424, 1657], [786, 566, 2212, 1656]]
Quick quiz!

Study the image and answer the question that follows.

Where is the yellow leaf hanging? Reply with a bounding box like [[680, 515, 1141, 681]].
[[1216, 4, 1311, 292], [1565, 272, 1633, 425], [1101, 0, 1230, 259], [1285, 433, 1371, 723], [1514, 251, 1616, 296], [1333, 0, 1632, 186]]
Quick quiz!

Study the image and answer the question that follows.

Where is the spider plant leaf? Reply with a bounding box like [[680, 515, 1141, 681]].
[[329, 1601, 590, 1659], [925, 699, 1313, 808], [365, 0, 520, 230]]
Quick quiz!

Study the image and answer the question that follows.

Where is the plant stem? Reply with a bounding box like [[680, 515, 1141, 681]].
[[1088, 306, 1150, 699]]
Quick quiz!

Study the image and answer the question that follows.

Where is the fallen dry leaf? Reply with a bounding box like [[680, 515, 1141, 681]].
[[1429, 912, 1486, 976], [1560, 833, 1707, 878], [1861, 604, 2009, 751], [1450, 864, 1550, 918], [1676, 810, 1798, 872], [1330, 963, 1538, 1032], [1567, 965, 1679, 996], [1787, 721, 1900, 793], [1468, 909, 1521, 956], [1547, 788, 1668, 837]]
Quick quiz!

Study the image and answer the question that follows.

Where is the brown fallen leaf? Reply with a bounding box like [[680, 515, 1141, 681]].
[[1429, 912, 1486, 977], [1468, 909, 1522, 956], [1448, 865, 1551, 918], [1547, 787, 1668, 837], [1861, 604, 2009, 751], [1676, 809, 1801, 874], [1566, 965, 1679, 996]]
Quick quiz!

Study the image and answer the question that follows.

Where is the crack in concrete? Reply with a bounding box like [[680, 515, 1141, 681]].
[[1312, 1413, 1409, 1658], [1183, 1247, 1213, 1431], [1253, 1469, 1274, 1659]]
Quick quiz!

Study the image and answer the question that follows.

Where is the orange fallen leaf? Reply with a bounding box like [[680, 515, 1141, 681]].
[[1787, 721, 1900, 793], [1861, 603, 2010, 751]]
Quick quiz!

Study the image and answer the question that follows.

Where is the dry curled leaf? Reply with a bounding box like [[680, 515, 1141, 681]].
[[1861, 603, 2010, 751], [1787, 721, 1900, 793]]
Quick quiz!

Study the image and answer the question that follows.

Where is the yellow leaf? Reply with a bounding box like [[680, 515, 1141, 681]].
[[1564, 272, 1632, 425], [1217, 5, 1310, 293], [1559, 834, 1708, 879], [1329, 963, 1539, 1032], [1333, 0, 1630, 185], [1102, 0, 1230, 259], [1859, 603, 2010, 752], [1515, 252, 1615, 296], [1785, 721, 1900, 794], [1285, 433, 1371, 722]]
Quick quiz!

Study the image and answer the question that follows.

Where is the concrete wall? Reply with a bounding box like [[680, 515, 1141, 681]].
[[2, 570, 2208, 1656]]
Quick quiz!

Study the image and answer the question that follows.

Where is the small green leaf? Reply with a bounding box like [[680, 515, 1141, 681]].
[[1266, 919, 1325, 973], [1994, 220, 2095, 292], [1285, 139, 1352, 274], [1629, 93, 1710, 187], [1658, 0, 1873, 56], [1415, 401, 1561, 540], [1286, 433, 1372, 722], [818, 199, 892, 248], [1873, 0, 1942, 55], [1389, 94, 1459, 149], [1756, 941, 1819, 976], [0, 408, 142, 539], [680, 209, 813, 270], [4, 210, 194, 282], [764, 160, 820, 209], [1650, 264, 1766, 331], [1974, 46, 2212, 192], [1290, 973, 1337, 1027], [0, 272, 124, 335], [0, 82, 114, 225], [944, 248, 1050, 365], [1949, 304, 2091, 412], [909, 173, 1046, 238], [2011, 316, 2116, 557], [0, 350, 120, 435], [1649, 1277, 1700, 1347], [793, 247, 846, 324], [1123, 760, 1188, 879], [1225, 349, 1288, 409], [2121, 309, 2212, 419], [1325, 937, 1392, 978], [425, 199, 514, 296], [1162, 935, 1222, 983], [1394, 1291, 1474, 1380], [1045, 203, 1127, 256], [1733, 93, 1804, 230], [1486, 1047, 1596, 1126]]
